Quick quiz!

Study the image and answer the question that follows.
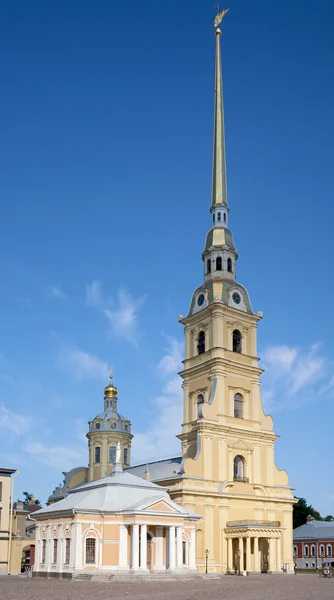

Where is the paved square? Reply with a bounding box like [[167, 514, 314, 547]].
[[0, 575, 333, 600]]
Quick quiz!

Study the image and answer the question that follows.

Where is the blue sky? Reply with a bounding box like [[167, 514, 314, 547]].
[[1, 0, 333, 514]]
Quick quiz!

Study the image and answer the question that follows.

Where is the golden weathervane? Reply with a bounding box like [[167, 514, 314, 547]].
[[214, 5, 229, 28]]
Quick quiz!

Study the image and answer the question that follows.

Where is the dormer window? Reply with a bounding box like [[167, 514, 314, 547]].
[[216, 256, 222, 271], [95, 422, 100, 429]]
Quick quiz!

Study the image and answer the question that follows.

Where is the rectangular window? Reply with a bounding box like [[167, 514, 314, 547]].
[[124, 448, 128, 465], [109, 446, 116, 463], [95, 446, 101, 463], [41, 540, 46, 564], [53, 539, 58, 563], [65, 539, 70, 564], [182, 540, 187, 565], [86, 538, 96, 564]]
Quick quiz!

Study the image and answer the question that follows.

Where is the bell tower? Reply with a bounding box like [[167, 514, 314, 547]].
[[166, 10, 295, 575]]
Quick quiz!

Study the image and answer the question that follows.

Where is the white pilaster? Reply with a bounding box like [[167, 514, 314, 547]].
[[34, 526, 40, 571], [57, 526, 62, 572], [176, 526, 183, 569], [70, 523, 75, 568], [276, 537, 281, 573], [45, 526, 51, 570], [168, 526, 176, 570], [189, 527, 196, 571], [268, 538, 274, 571], [119, 525, 128, 569], [131, 524, 139, 569], [140, 524, 148, 570], [74, 523, 83, 571]]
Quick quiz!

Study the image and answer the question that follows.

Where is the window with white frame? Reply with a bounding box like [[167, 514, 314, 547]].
[[320, 544, 325, 557], [65, 538, 71, 564], [327, 544, 332, 557], [182, 541, 187, 565], [304, 544, 309, 557], [53, 539, 58, 563], [311, 544, 315, 557], [86, 537, 96, 564], [293, 545, 298, 558], [41, 539, 46, 564]]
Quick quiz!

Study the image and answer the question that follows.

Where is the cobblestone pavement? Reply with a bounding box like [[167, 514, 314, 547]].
[[0, 574, 333, 600]]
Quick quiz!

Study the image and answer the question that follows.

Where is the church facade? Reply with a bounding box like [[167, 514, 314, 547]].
[[47, 16, 295, 574]]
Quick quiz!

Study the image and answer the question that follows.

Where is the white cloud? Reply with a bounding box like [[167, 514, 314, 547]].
[[131, 336, 183, 463], [48, 285, 66, 299], [0, 404, 33, 435], [261, 342, 332, 412], [104, 288, 146, 345], [57, 346, 108, 381], [86, 280, 102, 307], [24, 440, 85, 471]]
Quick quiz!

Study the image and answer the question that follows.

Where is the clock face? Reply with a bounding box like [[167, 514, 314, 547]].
[[232, 292, 241, 305], [197, 293, 205, 306]]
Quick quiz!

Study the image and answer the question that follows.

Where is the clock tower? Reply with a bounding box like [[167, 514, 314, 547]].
[[165, 17, 295, 574]]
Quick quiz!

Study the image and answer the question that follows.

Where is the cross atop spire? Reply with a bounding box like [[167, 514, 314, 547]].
[[211, 8, 229, 216]]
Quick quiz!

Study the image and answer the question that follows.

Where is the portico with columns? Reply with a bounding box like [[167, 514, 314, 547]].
[[225, 522, 282, 573]]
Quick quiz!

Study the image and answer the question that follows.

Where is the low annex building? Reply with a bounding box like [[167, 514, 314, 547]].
[[293, 516, 334, 570], [32, 448, 200, 578]]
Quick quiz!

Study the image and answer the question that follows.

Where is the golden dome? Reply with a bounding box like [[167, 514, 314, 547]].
[[104, 374, 118, 398]]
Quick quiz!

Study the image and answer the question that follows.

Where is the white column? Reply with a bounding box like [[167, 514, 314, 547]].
[[154, 526, 164, 570], [227, 537, 233, 571], [239, 537, 244, 572], [268, 538, 274, 571], [70, 523, 75, 568], [254, 537, 259, 572], [140, 524, 148, 570], [168, 526, 176, 570], [246, 536, 251, 572], [131, 524, 139, 569], [45, 527, 51, 570], [189, 528, 196, 571], [119, 525, 128, 569], [276, 537, 281, 573], [74, 523, 83, 570], [176, 526, 183, 569], [34, 527, 40, 571]]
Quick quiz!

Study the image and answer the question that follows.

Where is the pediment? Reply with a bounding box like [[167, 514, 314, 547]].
[[134, 495, 187, 515], [229, 438, 253, 452], [144, 500, 176, 513]]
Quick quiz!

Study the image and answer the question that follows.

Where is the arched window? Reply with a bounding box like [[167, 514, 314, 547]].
[[234, 393, 243, 418], [197, 394, 204, 404], [217, 212, 221, 222], [293, 545, 298, 558], [86, 538, 96, 564], [109, 446, 116, 463], [207, 259, 211, 274], [233, 455, 245, 481], [311, 545, 315, 557], [95, 446, 101, 463], [197, 331, 205, 355], [216, 256, 222, 271], [304, 545, 309, 557], [223, 213, 226, 223], [65, 539, 71, 564], [41, 540, 46, 564], [213, 214, 215, 223], [320, 544, 325, 557], [227, 258, 232, 273], [232, 329, 242, 353], [327, 545, 332, 557]]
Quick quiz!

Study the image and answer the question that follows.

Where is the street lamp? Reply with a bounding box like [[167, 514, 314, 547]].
[[205, 548, 209, 574], [237, 549, 241, 575]]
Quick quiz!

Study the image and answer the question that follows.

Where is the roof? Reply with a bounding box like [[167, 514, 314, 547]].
[[33, 466, 199, 520], [0, 468, 17, 476], [125, 457, 183, 482], [294, 520, 334, 540], [187, 279, 254, 317]]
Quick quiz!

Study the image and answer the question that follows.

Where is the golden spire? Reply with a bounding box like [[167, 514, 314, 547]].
[[104, 369, 118, 398], [212, 6, 229, 209]]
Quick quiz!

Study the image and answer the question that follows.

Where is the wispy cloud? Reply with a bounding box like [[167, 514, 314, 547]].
[[85, 280, 146, 345], [48, 284, 67, 299], [0, 404, 33, 435], [132, 336, 183, 463], [24, 440, 86, 471], [85, 280, 102, 307], [261, 343, 332, 412], [57, 345, 108, 381]]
